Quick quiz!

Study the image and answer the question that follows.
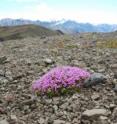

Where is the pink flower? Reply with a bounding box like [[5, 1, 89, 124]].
[[32, 66, 91, 93]]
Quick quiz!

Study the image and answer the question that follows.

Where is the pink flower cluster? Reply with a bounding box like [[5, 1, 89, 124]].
[[32, 66, 91, 93]]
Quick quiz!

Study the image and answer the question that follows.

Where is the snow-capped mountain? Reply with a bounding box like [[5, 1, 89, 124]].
[[0, 18, 117, 33]]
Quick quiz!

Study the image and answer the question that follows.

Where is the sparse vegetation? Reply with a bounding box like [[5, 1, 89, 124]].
[[0, 24, 62, 41]]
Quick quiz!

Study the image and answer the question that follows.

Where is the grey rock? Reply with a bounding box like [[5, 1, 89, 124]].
[[10, 115, 18, 123], [82, 109, 109, 118], [114, 71, 117, 79], [109, 104, 116, 110], [84, 73, 107, 87], [113, 79, 117, 85], [0, 37, 4, 42], [112, 107, 117, 122], [53, 105, 58, 111], [0, 56, 7, 64], [72, 93, 80, 100], [44, 58, 53, 64], [91, 93, 100, 100], [45, 99, 52, 104], [5, 71, 13, 81], [98, 69, 105, 73], [53, 97, 60, 105], [113, 84, 117, 92], [0, 120, 9, 124], [0, 77, 8, 84], [99, 116, 108, 120], [38, 117, 45, 124], [99, 116, 109, 124], [110, 64, 117, 69], [0, 69, 5, 76], [60, 102, 69, 109], [53, 120, 66, 124]]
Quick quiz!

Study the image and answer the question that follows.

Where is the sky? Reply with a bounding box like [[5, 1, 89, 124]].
[[0, 0, 117, 24]]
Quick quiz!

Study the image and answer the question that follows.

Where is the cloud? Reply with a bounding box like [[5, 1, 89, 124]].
[[33, 3, 117, 24]]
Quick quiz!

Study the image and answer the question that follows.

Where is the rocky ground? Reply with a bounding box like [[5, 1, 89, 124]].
[[0, 34, 117, 124]]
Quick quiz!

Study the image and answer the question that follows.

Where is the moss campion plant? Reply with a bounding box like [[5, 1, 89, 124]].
[[32, 66, 91, 95]]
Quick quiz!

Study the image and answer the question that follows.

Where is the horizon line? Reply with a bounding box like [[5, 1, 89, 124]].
[[0, 18, 117, 25]]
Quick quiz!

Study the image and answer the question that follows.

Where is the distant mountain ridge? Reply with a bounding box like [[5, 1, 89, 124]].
[[0, 18, 117, 33], [0, 24, 62, 41]]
